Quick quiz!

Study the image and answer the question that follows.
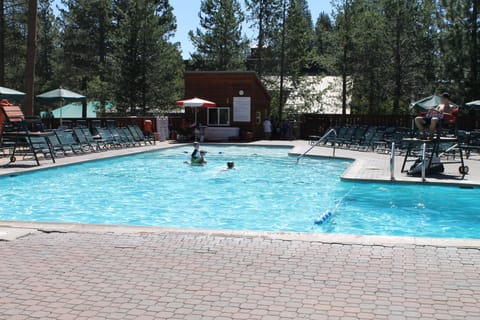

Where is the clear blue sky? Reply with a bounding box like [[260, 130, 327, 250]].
[[53, 0, 333, 59]]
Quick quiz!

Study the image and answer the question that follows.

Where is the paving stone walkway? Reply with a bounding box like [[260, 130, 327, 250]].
[[1, 231, 479, 320]]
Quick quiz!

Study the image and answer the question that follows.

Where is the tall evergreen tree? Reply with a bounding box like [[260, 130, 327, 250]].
[[0, 0, 5, 85], [313, 11, 334, 74], [244, 0, 283, 76], [284, 0, 314, 80], [112, 0, 183, 115], [60, 0, 113, 93], [1, 0, 28, 90], [189, 0, 248, 71], [348, 0, 388, 114], [36, 0, 59, 93], [331, 0, 354, 115], [380, 0, 436, 112], [437, 0, 480, 102]]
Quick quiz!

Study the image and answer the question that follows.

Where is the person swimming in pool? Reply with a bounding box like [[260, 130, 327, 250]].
[[220, 161, 235, 172], [184, 142, 207, 165]]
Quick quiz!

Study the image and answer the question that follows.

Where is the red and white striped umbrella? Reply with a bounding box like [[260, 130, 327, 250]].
[[176, 97, 216, 124], [176, 97, 216, 108]]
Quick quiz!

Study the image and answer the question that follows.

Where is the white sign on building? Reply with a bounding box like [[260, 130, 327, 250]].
[[233, 97, 251, 122]]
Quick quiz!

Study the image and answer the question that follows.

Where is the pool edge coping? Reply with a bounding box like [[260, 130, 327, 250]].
[[1, 221, 479, 248]]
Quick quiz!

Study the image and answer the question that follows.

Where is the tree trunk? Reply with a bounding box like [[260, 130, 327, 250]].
[[278, 0, 286, 120], [342, 45, 347, 115], [393, 13, 402, 113], [340, 0, 351, 116], [257, 0, 264, 76], [24, 0, 38, 116], [0, 0, 4, 86]]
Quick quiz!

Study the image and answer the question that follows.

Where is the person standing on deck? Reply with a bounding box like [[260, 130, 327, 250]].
[[263, 118, 272, 140]]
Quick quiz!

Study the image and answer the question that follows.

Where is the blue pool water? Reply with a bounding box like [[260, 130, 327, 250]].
[[1, 145, 479, 238]]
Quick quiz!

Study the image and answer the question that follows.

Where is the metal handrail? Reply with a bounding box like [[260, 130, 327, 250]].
[[390, 142, 395, 181], [297, 128, 337, 163], [421, 142, 426, 182]]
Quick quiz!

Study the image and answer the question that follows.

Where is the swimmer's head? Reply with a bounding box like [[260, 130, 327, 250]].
[[227, 161, 234, 169], [200, 150, 206, 155]]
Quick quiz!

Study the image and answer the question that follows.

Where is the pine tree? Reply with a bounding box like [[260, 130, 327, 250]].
[[60, 0, 114, 110], [331, 0, 354, 115], [1, 0, 28, 90], [346, 0, 388, 114], [313, 11, 334, 74], [437, 0, 480, 102], [244, 0, 283, 76], [380, 0, 436, 112], [284, 0, 314, 80], [0, 0, 5, 85], [36, 0, 59, 93], [112, 0, 183, 115], [189, 0, 248, 71]]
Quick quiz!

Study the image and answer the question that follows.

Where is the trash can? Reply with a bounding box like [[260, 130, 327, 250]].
[[143, 120, 152, 133]]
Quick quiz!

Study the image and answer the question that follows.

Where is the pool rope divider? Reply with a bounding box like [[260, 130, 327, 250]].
[[314, 186, 355, 226]]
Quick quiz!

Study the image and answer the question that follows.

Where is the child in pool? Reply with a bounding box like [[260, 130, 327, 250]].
[[220, 161, 235, 172]]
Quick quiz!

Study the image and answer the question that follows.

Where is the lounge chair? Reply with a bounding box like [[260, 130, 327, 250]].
[[127, 125, 145, 145], [325, 127, 346, 146], [54, 129, 83, 154], [96, 127, 123, 148], [128, 125, 154, 145], [82, 128, 106, 150], [355, 127, 377, 151], [120, 127, 140, 146], [73, 128, 99, 152], [0, 101, 53, 165], [344, 126, 368, 149], [336, 126, 357, 147], [46, 134, 67, 156], [110, 128, 133, 147], [463, 131, 480, 159], [29, 136, 56, 162]]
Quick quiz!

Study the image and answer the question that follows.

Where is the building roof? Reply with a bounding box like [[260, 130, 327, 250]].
[[42, 101, 113, 118], [264, 76, 352, 114]]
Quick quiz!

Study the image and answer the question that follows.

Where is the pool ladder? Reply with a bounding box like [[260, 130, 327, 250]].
[[297, 128, 337, 163]]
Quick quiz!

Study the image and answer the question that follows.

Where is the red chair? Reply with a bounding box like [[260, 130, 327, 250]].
[[417, 108, 458, 136]]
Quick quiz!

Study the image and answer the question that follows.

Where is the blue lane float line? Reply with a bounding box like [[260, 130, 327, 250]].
[[314, 187, 355, 226], [314, 210, 333, 225]]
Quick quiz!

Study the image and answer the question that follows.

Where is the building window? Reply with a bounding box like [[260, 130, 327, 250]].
[[208, 107, 230, 126]]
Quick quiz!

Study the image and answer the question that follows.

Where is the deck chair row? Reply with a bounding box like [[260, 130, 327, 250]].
[[33, 125, 154, 160], [310, 126, 412, 153]]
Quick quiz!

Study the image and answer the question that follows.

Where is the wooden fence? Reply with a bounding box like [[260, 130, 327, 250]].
[[41, 117, 160, 132], [38, 113, 480, 140]]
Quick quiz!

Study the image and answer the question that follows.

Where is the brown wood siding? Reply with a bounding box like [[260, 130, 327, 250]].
[[184, 72, 271, 139]]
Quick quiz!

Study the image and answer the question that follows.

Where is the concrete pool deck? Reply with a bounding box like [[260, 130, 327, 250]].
[[1, 140, 480, 319], [1, 223, 480, 320]]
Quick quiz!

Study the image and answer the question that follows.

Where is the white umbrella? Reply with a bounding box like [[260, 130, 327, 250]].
[[176, 97, 217, 125]]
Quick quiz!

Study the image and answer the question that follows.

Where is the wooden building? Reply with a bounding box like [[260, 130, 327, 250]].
[[183, 71, 271, 141]]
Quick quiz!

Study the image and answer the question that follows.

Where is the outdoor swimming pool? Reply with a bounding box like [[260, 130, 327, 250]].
[[1, 145, 479, 238]]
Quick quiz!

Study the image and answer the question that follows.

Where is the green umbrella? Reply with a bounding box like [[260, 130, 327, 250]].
[[0, 86, 26, 101], [409, 95, 459, 112], [37, 88, 86, 125], [464, 100, 480, 109], [36, 87, 86, 103]]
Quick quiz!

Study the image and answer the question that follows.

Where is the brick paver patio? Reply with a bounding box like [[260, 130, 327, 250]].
[[1, 230, 479, 320]]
